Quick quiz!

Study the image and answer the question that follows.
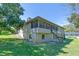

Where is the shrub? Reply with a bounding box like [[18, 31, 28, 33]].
[[0, 31, 12, 35]]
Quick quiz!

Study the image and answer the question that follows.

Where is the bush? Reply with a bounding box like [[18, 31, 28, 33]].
[[9, 27, 16, 34], [0, 31, 12, 35]]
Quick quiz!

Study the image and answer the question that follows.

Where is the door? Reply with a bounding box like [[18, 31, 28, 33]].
[[42, 34, 45, 40]]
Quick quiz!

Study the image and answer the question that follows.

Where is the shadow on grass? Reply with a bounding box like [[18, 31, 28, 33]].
[[0, 38, 73, 56]]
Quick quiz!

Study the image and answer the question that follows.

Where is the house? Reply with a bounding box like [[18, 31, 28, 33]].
[[23, 16, 65, 43]]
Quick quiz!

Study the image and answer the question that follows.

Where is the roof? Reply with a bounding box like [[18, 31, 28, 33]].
[[25, 16, 64, 29]]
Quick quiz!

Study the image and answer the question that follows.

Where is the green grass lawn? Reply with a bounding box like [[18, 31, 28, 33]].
[[0, 35, 79, 56]]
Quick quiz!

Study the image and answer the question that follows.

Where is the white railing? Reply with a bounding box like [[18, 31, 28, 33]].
[[31, 28, 51, 33]]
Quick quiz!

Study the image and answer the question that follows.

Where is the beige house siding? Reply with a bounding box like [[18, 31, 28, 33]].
[[33, 33, 53, 43], [23, 16, 65, 43], [23, 23, 31, 40]]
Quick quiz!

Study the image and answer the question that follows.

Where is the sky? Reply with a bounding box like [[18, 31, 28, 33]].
[[20, 3, 79, 26]]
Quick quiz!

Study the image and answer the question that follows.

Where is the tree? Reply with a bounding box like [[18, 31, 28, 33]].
[[67, 3, 79, 28], [68, 12, 79, 28], [0, 3, 24, 30], [63, 24, 76, 32], [68, 3, 79, 13]]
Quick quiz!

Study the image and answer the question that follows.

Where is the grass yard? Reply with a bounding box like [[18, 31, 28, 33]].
[[0, 35, 17, 38], [0, 35, 79, 56]]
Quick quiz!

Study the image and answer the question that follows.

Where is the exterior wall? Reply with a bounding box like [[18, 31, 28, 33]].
[[23, 26, 64, 43], [30, 33, 37, 42], [30, 28, 54, 42], [36, 33, 42, 42], [23, 23, 38, 42], [23, 23, 32, 40], [23, 18, 65, 43], [35, 33, 61, 42], [37, 33, 53, 42]]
